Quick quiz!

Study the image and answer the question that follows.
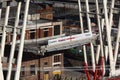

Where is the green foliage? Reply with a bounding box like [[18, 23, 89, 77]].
[[67, 48, 80, 54]]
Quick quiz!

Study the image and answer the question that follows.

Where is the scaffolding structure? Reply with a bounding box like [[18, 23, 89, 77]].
[[77, 0, 120, 79], [0, 0, 120, 80]]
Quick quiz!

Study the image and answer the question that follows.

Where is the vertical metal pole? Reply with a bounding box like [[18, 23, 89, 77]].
[[14, 0, 30, 80], [78, 0, 87, 64], [85, 0, 91, 31], [101, 19, 105, 32], [0, 60, 4, 80], [109, 0, 115, 31], [95, 0, 105, 75], [103, 0, 115, 76], [96, 45, 100, 64], [0, 2, 2, 19], [0, 3, 3, 80], [6, 2, 21, 80], [0, 1, 10, 58], [0, 2, 10, 80], [114, 17, 120, 65], [85, 0, 95, 72], [95, 0, 104, 60], [105, 46, 108, 61]]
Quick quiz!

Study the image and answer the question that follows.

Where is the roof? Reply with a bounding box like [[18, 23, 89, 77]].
[[24, 2, 53, 14], [1, 1, 53, 18], [8, 18, 52, 26]]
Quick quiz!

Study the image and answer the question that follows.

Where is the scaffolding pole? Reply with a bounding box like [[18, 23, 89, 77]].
[[103, 0, 115, 77], [78, 0, 88, 64], [85, 0, 95, 72], [6, 2, 21, 80], [103, 0, 115, 63], [0, 1, 10, 58], [94, 0, 105, 75], [114, 17, 120, 66], [14, 0, 30, 80], [0, 3, 3, 80], [78, 1, 90, 79], [109, 0, 115, 31], [0, 2, 2, 19], [0, 1, 10, 80]]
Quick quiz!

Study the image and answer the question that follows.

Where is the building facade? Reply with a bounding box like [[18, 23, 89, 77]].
[[20, 53, 64, 80]]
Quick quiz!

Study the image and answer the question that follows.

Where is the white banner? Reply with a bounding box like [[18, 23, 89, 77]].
[[48, 32, 93, 45]]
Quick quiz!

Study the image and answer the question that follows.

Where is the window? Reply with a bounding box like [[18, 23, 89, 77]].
[[17, 34, 21, 40], [44, 62, 48, 65], [54, 55, 61, 63], [54, 64, 60, 67], [54, 25, 60, 35], [20, 66, 25, 76], [44, 28, 49, 37], [30, 29, 35, 39], [30, 65, 35, 76]]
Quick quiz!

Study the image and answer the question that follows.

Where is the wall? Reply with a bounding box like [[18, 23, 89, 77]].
[[20, 53, 64, 80]]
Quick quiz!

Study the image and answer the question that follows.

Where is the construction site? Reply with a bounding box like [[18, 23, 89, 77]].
[[0, 0, 120, 80]]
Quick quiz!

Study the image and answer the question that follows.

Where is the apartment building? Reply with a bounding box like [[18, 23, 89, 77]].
[[2, 49, 64, 80], [20, 53, 64, 80], [5, 2, 63, 45], [0, 2, 65, 80]]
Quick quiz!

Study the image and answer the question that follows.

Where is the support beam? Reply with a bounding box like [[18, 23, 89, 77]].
[[0, 2, 10, 80], [103, 0, 115, 77], [105, 46, 108, 61], [6, 2, 21, 80], [109, 0, 115, 31], [78, 0, 87, 64], [96, 45, 100, 64], [95, 0, 105, 75], [0, 1, 10, 58], [85, 0, 95, 72], [114, 17, 120, 66], [0, 2, 2, 19], [14, 0, 30, 80]]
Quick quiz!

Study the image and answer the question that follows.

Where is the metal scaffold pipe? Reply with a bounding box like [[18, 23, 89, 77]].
[[78, 0, 87, 65], [105, 46, 108, 61], [94, 0, 105, 75], [103, 0, 115, 77], [0, 1, 10, 80], [85, 0, 95, 72], [14, 0, 30, 80], [0, 1, 10, 58], [0, 3, 2, 19], [0, 2, 3, 80], [96, 45, 100, 64], [6, 2, 21, 80], [114, 17, 120, 66], [109, 0, 115, 32], [105, 0, 115, 65], [94, 0, 104, 61], [78, 1, 90, 79]]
